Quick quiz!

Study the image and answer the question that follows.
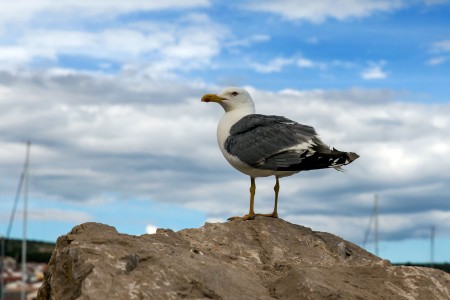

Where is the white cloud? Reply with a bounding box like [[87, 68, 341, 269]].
[[28, 208, 93, 223], [428, 39, 450, 65], [251, 57, 294, 73], [361, 62, 388, 79], [431, 39, 450, 53], [0, 1, 209, 26], [287, 210, 450, 242], [228, 34, 271, 48], [427, 56, 450, 65], [0, 1, 222, 79], [251, 56, 325, 73], [0, 14, 227, 77], [146, 224, 158, 234], [0, 47, 37, 70], [245, 0, 404, 23], [205, 217, 226, 223], [297, 58, 315, 68]]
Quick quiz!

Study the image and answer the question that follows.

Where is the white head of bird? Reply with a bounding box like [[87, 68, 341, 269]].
[[201, 87, 255, 113]]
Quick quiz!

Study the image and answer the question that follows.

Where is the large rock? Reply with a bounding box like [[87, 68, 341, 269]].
[[38, 218, 450, 299]]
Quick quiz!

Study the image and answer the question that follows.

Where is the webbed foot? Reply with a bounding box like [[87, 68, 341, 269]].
[[256, 212, 278, 218], [227, 213, 256, 221]]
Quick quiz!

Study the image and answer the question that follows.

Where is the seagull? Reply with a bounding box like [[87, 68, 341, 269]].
[[201, 87, 359, 221]]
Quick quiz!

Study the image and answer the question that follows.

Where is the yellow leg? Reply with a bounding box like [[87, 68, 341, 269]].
[[227, 177, 256, 221], [256, 176, 279, 218], [273, 176, 279, 217], [241, 177, 256, 220]]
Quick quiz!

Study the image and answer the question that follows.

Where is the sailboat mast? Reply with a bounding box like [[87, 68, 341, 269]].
[[21, 141, 31, 300], [374, 194, 379, 256]]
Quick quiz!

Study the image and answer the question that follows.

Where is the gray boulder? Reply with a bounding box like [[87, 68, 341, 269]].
[[38, 218, 450, 299]]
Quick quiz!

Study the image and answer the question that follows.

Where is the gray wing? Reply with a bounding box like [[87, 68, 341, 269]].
[[224, 114, 329, 170]]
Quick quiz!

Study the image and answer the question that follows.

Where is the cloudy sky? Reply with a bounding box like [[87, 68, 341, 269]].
[[1, 0, 449, 263]]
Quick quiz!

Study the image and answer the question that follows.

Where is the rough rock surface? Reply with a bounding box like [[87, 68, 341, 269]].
[[38, 218, 450, 299]]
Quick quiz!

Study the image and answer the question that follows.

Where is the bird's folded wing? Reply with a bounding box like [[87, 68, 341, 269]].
[[224, 114, 326, 170]]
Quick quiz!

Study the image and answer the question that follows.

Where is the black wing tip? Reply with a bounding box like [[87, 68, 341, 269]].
[[346, 152, 360, 163]]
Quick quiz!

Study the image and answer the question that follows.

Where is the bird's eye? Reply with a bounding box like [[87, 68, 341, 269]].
[[231, 91, 239, 96]]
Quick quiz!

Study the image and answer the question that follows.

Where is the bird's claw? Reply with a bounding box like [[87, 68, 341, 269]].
[[241, 213, 256, 220], [256, 212, 278, 218], [227, 213, 256, 221], [227, 212, 278, 221]]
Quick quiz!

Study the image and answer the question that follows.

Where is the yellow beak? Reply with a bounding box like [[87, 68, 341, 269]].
[[201, 94, 226, 103]]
